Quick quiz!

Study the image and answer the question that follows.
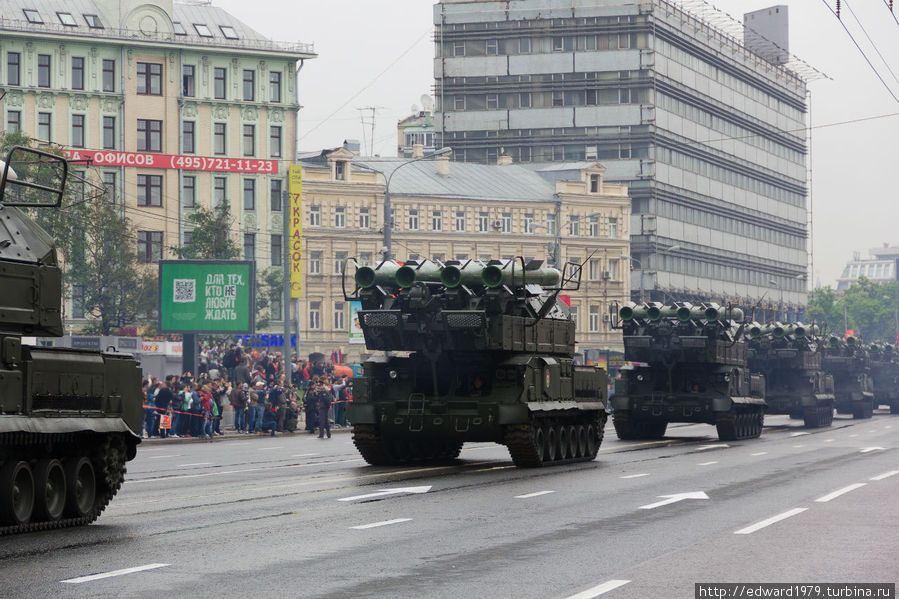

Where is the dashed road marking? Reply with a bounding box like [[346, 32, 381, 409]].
[[146, 455, 182, 459], [515, 490, 555, 499], [815, 483, 867, 503], [792, 445, 805, 448], [824, 439, 835, 443], [751, 452, 768, 456], [620, 473, 649, 479], [565, 579, 631, 599], [351, 518, 412, 530], [790, 432, 810, 437], [177, 462, 211, 468], [698, 461, 718, 466], [61, 563, 169, 584], [697, 444, 730, 451], [734, 508, 807, 535], [860, 447, 885, 454], [870, 470, 899, 481]]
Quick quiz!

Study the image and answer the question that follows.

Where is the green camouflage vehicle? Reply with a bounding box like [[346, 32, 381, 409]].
[[867, 342, 898, 414], [610, 302, 765, 441], [0, 147, 142, 534], [747, 322, 834, 428], [344, 257, 608, 468], [822, 335, 875, 419]]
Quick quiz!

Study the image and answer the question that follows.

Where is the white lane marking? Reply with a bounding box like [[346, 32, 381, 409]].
[[734, 508, 807, 535], [751, 452, 768, 456], [61, 563, 169, 584], [870, 470, 899, 481], [565, 579, 631, 599], [793, 445, 805, 448], [472, 466, 515, 472], [256, 446, 283, 451], [639, 491, 709, 510], [177, 462, 212, 468], [815, 483, 867, 503], [350, 518, 412, 530], [515, 490, 555, 499], [824, 439, 835, 443], [338, 486, 432, 502], [146, 455, 182, 459], [291, 453, 320, 458], [125, 458, 366, 484], [790, 432, 810, 437], [620, 473, 649, 479], [860, 447, 885, 454], [698, 461, 718, 466], [697, 444, 730, 451], [887, 426, 893, 430], [849, 434, 859, 438]]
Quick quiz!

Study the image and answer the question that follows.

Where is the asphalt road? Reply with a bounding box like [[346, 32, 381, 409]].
[[1, 413, 897, 599]]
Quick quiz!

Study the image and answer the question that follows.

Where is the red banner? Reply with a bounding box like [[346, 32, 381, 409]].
[[63, 149, 278, 174]]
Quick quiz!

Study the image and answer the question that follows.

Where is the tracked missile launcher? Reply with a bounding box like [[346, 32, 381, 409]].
[[0, 147, 142, 535], [610, 302, 765, 441], [867, 342, 899, 414], [344, 257, 608, 468], [822, 335, 875, 419], [747, 322, 834, 428]]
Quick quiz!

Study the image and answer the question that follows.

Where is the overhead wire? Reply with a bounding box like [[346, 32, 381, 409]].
[[843, 0, 899, 85], [881, 0, 899, 26]]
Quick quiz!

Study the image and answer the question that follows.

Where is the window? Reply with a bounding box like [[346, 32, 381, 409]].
[[334, 303, 346, 331], [309, 302, 321, 329], [220, 25, 239, 39], [137, 119, 162, 152], [84, 14, 103, 28], [213, 176, 226, 207], [570, 304, 578, 327], [486, 39, 498, 55], [183, 231, 193, 247], [103, 116, 115, 149], [37, 112, 51, 141], [103, 172, 116, 203], [408, 209, 419, 230], [270, 72, 282, 103], [335, 161, 346, 180], [7, 53, 20, 86], [270, 126, 282, 157], [359, 207, 370, 228], [137, 231, 163, 263], [270, 179, 283, 211], [213, 123, 226, 155], [589, 305, 600, 332], [23, 9, 42, 23], [546, 214, 557, 236], [309, 206, 320, 226], [6, 111, 21, 134], [455, 211, 465, 231], [242, 124, 255, 156], [309, 252, 321, 274], [519, 38, 531, 53], [569, 216, 579, 237], [182, 175, 196, 208], [243, 178, 256, 210], [243, 233, 255, 260], [182, 121, 195, 154], [335, 252, 347, 274], [38, 54, 51, 88], [194, 24, 213, 37], [589, 215, 600, 237], [214, 67, 226, 99], [71, 115, 85, 148], [478, 211, 489, 232], [136, 63, 162, 95], [608, 217, 618, 238], [359, 252, 372, 266], [71, 57, 84, 90], [137, 174, 163, 207], [271, 235, 282, 266], [335, 206, 346, 228], [486, 94, 498, 110], [71, 284, 85, 318], [454, 96, 466, 110], [590, 174, 600, 193], [453, 41, 465, 56], [243, 70, 255, 101], [501, 212, 511, 233], [523, 213, 534, 233], [589, 259, 601, 280], [173, 22, 186, 35], [608, 259, 619, 280], [102, 59, 115, 92], [57, 12, 76, 26], [182, 65, 195, 97], [432, 211, 442, 231]]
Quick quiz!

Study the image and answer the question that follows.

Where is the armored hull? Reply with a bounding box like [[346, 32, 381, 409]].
[[822, 337, 874, 419], [869, 352, 899, 413]]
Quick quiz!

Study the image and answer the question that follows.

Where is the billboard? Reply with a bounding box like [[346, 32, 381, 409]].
[[63, 149, 277, 174], [159, 261, 255, 334], [288, 165, 303, 298], [349, 301, 364, 344]]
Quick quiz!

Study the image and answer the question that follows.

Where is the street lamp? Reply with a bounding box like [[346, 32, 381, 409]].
[[621, 244, 680, 303], [380, 147, 452, 261]]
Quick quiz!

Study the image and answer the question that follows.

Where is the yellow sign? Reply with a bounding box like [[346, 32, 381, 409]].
[[288, 165, 303, 298]]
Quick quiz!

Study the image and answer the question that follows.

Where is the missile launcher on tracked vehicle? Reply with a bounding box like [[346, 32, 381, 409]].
[[865, 342, 898, 414], [822, 335, 875, 419], [609, 301, 766, 441], [343, 257, 608, 468]]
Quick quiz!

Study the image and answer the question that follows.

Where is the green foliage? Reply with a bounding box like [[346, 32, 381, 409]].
[[174, 203, 240, 260], [808, 278, 899, 343], [255, 267, 284, 330]]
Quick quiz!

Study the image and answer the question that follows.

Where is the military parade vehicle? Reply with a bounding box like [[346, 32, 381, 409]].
[[822, 335, 875, 419], [343, 257, 608, 467], [747, 322, 835, 428], [867, 342, 899, 414], [610, 302, 765, 441], [0, 146, 143, 534]]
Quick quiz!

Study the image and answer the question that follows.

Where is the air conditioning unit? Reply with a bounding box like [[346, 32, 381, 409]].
[[492, 219, 503, 230], [602, 271, 611, 280], [602, 314, 610, 323]]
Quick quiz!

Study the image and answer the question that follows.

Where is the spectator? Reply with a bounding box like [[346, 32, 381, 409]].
[[234, 356, 252, 387], [154, 377, 177, 439], [223, 344, 240, 382], [231, 382, 249, 433], [259, 398, 279, 436], [306, 378, 332, 439], [142, 380, 155, 439], [332, 376, 348, 427]]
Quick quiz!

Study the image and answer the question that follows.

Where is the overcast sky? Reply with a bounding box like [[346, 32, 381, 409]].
[[214, 0, 899, 289]]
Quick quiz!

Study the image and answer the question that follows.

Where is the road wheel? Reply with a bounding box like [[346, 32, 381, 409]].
[[613, 412, 637, 440], [558, 426, 570, 460], [576, 425, 588, 458], [32, 459, 66, 522], [545, 426, 557, 462], [567, 426, 579, 458], [64, 457, 96, 518], [0, 461, 35, 525], [585, 424, 598, 458], [533, 425, 545, 463]]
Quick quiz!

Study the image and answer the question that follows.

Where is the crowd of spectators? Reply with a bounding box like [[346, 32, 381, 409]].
[[141, 343, 352, 440]]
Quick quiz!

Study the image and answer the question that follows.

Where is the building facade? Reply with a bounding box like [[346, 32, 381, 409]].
[[836, 244, 899, 291], [0, 0, 314, 326], [433, 0, 809, 320], [296, 144, 631, 362], [397, 108, 436, 158]]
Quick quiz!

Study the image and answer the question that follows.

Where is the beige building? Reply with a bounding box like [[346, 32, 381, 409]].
[[0, 0, 315, 325], [295, 145, 631, 362]]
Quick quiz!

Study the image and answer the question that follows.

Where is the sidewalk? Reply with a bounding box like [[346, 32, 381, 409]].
[[140, 424, 353, 444]]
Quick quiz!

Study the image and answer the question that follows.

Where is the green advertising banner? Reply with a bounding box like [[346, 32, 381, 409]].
[[159, 261, 255, 333]]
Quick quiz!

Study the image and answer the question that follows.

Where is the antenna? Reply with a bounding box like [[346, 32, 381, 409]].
[[356, 106, 384, 156]]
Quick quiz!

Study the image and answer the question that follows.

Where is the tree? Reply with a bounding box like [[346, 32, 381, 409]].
[[808, 279, 899, 343], [174, 203, 240, 260], [255, 267, 284, 331]]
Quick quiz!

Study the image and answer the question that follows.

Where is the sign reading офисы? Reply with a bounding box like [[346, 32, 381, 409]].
[[63, 149, 278, 174], [158, 261, 255, 334]]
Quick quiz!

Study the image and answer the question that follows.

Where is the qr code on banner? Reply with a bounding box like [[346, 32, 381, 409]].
[[173, 279, 196, 303]]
